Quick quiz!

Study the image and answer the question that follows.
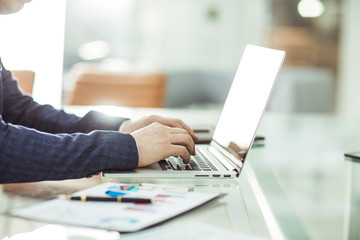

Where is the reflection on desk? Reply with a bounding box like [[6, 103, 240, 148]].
[[2, 106, 359, 240], [249, 113, 360, 240]]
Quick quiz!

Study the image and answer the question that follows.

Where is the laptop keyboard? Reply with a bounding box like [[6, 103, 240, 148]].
[[158, 148, 218, 171]]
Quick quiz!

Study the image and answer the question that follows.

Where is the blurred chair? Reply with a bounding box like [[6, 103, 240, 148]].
[[68, 72, 166, 107], [11, 70, 35, 95]]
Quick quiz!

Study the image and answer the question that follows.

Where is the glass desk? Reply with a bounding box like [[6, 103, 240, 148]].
[[1, 106, 359, 239], [0, 106, 269, 239], [249, 113, 360, 240]]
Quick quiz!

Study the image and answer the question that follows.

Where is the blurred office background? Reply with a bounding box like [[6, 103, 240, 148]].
[[0, 0, 359, 115]]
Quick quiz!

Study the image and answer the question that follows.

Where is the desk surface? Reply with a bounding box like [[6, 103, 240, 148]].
[[1, 106, 359, 240], [251, 113, 360, 240]]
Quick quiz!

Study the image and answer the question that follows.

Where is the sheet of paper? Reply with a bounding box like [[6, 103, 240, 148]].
[[7, 183, 223, 232]]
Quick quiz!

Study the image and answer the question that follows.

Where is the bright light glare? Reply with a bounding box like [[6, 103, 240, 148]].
[[0, 0, 66, 108], [4, 224, 120, 240], [78, 40, 110, 60], [5, 225, 67, 240], [298, 0, 325, 18]]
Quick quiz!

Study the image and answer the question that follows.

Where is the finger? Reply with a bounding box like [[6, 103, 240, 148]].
[[177, 121, 199, 140], [162, 118, 199, 141], [170, 133, 196, 155], [168, 127, 197, 155], [169, 145, 191, 164], [169, 127, 188, 134]]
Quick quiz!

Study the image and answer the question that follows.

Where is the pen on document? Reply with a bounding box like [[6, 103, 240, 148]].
[[58, 194, 153, 203], [139, 183, 194, 192]]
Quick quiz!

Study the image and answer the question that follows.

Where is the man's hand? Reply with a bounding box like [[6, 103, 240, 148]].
[[121, 115, 199, 141], [130, 122, 196, 167]]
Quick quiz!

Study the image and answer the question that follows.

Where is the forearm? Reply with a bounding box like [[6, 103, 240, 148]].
[[0, 120, 138, 183], [3, 96, 127, 133]]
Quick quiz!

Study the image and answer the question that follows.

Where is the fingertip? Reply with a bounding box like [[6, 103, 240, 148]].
[[182, 157, 190, 164], [193, 133, 200, 141], [180, 152, 191, 164]]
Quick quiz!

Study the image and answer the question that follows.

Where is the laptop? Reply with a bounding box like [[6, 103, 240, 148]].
[[104, 44, 285, 178]]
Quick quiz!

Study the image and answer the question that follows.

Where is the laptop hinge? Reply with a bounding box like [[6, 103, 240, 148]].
[[209, 141, 242, 174]]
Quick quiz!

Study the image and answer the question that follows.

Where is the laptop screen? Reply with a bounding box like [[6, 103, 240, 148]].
[[212, 44, 285, 161]]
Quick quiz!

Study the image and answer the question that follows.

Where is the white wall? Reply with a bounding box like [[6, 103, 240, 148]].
[[0, 0, 66, 108], [133, 0, 269, 72], [0, 0, 268, 107], [337, 0, 360, 116]]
